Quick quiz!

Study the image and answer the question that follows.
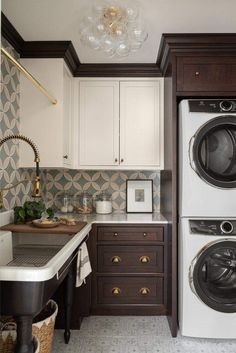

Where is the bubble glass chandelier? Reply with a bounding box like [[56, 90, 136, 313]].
[[79, 0, 148, 58]]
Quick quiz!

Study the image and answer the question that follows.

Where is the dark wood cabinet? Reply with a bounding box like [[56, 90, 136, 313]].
[[91, 223, 167, 315], [177, 56, 236, 93]]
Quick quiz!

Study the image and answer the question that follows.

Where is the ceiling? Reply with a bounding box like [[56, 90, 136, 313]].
[[2, 0, 236, 64]]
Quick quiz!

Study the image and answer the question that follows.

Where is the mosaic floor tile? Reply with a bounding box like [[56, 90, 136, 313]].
[[52, 316, 236, 353]]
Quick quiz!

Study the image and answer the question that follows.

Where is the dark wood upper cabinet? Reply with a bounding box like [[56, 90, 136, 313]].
[[177, 56, 236, 92]]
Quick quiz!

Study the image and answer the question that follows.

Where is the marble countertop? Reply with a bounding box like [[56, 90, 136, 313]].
[[66, 212, 168, 224], [0, 210, 168, 228]]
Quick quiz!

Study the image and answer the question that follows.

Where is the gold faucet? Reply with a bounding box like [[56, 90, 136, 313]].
[[0, 134, 41, 209]]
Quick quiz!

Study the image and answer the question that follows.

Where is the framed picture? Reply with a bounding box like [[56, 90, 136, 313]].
[[126, 179, 153, 213]]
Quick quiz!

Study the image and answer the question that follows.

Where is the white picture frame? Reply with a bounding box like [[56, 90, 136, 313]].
[[126, 179, 153, 213]]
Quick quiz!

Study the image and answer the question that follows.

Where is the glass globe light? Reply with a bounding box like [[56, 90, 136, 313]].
[[79, 1, 148, 58], [129, 23, 148, 42], [130, 40, 142, 51], [116, 42, 131, 57]]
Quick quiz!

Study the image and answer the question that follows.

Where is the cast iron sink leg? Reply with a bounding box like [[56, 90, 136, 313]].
[[15, 316, 34, 353], [64, 264, 74, 344]]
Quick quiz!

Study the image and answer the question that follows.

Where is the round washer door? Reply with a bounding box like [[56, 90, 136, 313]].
[[192, 116, 236, 188], [190, 240, 236, 313]]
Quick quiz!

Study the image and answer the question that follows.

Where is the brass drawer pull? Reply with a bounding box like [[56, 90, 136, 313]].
[[139, 256, 150, 264], [140, 287, 150, 295], [111, 256, 121, 263], [143, 232, 147, 237], [195, 71, 200, 76], [112, 287, 121, 295], [114, 232, 118, 237]]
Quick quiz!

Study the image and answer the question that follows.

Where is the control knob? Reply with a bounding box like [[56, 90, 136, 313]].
[[220, 221, 233, 234], [220, 100, 233, 112]]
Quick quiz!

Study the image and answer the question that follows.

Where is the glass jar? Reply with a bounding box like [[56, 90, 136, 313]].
[[95, 192, 112, 214], [55, 193, 74, 213], [74, 193, 93, 214]]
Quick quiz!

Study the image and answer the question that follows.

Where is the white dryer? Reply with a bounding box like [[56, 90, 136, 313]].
[[179, 99, 236, 217], [179, 217, 236, 339]]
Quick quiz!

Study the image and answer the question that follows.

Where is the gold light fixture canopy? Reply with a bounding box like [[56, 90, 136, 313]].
[[79, 0, 148, 58]]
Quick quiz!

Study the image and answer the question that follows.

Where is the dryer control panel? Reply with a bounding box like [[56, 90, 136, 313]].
[[189, 99, 236, 113], [190, 219, 236, 235]]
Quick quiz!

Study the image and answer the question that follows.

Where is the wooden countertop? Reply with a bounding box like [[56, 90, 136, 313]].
[[0, 222, 88, 235]]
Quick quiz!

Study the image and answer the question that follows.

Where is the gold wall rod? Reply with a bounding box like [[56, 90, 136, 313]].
[[1, 47, 57, 105]]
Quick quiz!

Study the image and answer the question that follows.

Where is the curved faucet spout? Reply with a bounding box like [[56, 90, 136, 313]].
[[0, 134, 41, 204]]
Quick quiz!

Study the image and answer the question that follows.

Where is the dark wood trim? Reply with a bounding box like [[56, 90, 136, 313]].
[[21, 41, 80, 74], [1, 12, 24, 54], [157, 33, 236, 76], [75, 63, 161, 77]]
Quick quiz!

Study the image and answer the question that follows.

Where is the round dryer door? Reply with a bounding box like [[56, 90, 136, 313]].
[[191, 116, 236, 188], [190, 240, 236, 313]]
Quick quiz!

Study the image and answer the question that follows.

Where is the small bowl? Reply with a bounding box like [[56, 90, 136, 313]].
[[32, 219, 60, 228]]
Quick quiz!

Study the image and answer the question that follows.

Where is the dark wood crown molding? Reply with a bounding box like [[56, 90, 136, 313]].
[[157, 33, 236, 76], [3, 13, 236, 77], [1, 12, 80, 74], [21, 41, 80, 74], [75, 63, 161, 77], [1, 12, 24, 53]]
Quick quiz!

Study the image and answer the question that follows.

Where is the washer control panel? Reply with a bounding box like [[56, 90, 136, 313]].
[[190, 219, 236, 235], [189, 99, 236, 113]]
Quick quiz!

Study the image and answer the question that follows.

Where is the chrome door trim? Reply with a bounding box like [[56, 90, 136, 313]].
[[189, 238, 236, 298]]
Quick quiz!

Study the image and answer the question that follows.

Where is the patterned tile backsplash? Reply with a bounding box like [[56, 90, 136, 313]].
[[23, 169, 160, 213], [0, 37, 29, 209], [1, 37, 160, 212]]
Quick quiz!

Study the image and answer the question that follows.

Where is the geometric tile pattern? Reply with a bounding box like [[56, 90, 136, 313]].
[[52, 316, 236, 353], [41, 169, 160, 213], [0, 37, 28, 209]]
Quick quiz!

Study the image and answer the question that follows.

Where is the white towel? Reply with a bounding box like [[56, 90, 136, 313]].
[[76, 242, 92, 287]]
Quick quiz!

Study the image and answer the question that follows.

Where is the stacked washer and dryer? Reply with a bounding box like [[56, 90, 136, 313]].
[[178, 99, 236, 338]]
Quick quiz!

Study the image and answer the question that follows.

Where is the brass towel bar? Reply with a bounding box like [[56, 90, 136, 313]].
[[1, 47, 57, 105]]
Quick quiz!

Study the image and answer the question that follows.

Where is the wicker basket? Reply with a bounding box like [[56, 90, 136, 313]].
[[0, 324, 39, 353], [32, 300, 58, 353], [0, 300, 57, 353]]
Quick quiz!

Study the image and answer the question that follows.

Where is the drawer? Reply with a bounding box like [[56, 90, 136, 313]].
[[97, 226, 163, 243], [97, 276, 163, 305], [177, 56, 236, 92], [97, 245, 163, 273]]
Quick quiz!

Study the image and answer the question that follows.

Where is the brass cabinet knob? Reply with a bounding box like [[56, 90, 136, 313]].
[[63, 155, 68, 159], [143, 232, 147, 237], [195, 71, 200, 76], [139, 256, 150, 264], [111, 256, 121, 263], [115, 158, 118, 163], [120, 158, 124, 163], [140, 287, 150, 295], [112, 287, 121, 295], [114, 232, 118, 237]]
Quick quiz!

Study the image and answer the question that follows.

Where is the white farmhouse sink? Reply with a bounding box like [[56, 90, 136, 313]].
[[0, 223, 91, 282]]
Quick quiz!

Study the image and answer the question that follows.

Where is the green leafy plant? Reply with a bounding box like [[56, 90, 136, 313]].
[[14, 200, 54, 224]]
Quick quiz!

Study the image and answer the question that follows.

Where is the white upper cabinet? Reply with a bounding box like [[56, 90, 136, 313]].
[[78, 78, 164, 170], [120, 81, 163, 168], [20, 59, 74, 168], [79, 81, 119, 167]]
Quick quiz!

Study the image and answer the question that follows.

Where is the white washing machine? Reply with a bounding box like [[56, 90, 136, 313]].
[[179, 99, 236, 217], [179, 217, 236, 339]]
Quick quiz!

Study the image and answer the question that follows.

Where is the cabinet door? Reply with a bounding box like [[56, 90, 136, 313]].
[[79, 81, 119, 166], [177, 57, 236, 92], [63, 65, 73, 167], [120, 81, 164, 168]]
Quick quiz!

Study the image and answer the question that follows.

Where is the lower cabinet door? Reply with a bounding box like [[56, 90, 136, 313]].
[[97, 245, 164, 273], [97, 276, 163, 304]]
